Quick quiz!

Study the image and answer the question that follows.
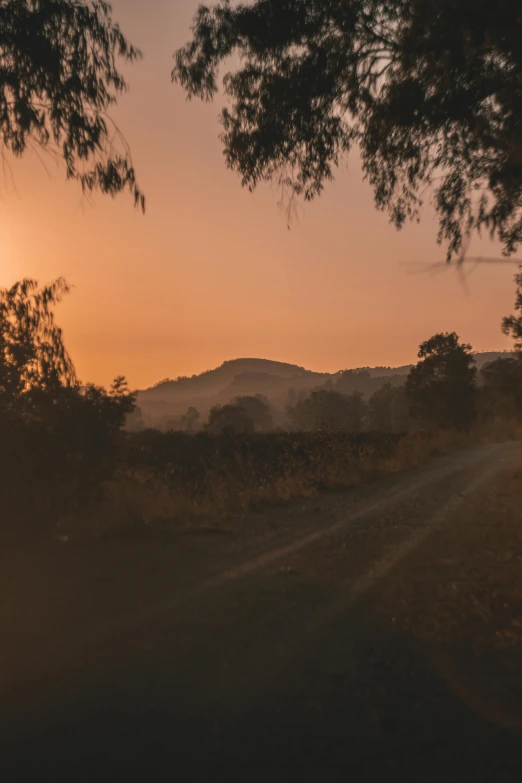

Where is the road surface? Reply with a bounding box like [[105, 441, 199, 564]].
[[2, 442, 522, 781]]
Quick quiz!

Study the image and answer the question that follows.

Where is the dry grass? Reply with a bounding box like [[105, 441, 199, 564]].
[[58, 423, 520, 537], [59, 431, 445, 535]]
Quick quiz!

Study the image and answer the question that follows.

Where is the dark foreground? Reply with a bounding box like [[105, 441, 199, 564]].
[[2, 442, 522, 781]]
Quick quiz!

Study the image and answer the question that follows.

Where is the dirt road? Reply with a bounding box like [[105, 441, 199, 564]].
[[2, 442, 522, 781]]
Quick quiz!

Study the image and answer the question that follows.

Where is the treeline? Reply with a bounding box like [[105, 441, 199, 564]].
[[1, 270, 521, 535], [0, 280, 135, 534], [135, 332, 522, 437]]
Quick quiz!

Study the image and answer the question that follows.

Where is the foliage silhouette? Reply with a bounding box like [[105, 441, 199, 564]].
[[232, 394, 273, 431], [0, 0, 144, 209], [367, 382, 411, 433], [206, 402, 255, 434], [125, 428, 415, 521], [181, 406, 201, 433], [174, 0, 522, 259], [287, 389, 365, 432], [334, 369, 405, 398], [0, 278, 135, 532], [406, 333, 477, 431], [502, 267, 522, 353], [479, 357, 522, 423], [0, 277, 76, 399]]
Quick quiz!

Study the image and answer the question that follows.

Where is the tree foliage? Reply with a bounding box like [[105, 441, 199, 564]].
[[0, 277, 136, 530], [206, 402, 255, 434], [0, 277, 76, 401], [406, 333, 477, 430], [287, 388, 365, 432], [174, 0, 522, 258], [367, 382, 411, 433], [232, 394, 273, 431], [0, 0, 144, 208], [479, 357, 522, 423], [502, 267, 522, 352], [181, 405, 201, 432]]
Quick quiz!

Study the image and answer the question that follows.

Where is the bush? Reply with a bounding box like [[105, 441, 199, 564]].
[[0, 380, 135, 536], [102, 429, 419, 527]]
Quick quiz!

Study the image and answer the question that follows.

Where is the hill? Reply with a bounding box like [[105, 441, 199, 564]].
[[137, 353, 515, 427], [138, 359, 331, 425]]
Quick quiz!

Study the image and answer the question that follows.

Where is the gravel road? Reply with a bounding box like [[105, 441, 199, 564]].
[[2, 442, 522, 781]]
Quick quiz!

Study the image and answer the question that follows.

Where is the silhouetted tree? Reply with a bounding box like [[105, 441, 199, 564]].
[[0, 277, 76, 402], [0, 278, 136, 528], [0, 276, 135, 422], [367, 383, 411, 433], [232, 395, 273, 431], [406, 333, 477, 430], [367, 384, 394, 432], [33, 375, 136, 459], [335, 369, 405, 398], [502, 267, 522, 353], [174, 0, 522, 258], [479, 357, 522, 423], [181, 405, 201, 433], [0, 0, 144, 208], [126, 404, 145, 432], [206, 403, 255, 434], [287, 389, 365, 432]]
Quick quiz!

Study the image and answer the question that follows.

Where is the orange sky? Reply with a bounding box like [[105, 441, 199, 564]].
[[0, 0, 519, 389]]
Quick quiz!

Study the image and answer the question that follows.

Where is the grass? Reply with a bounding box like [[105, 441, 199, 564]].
[[5, 415, 507, 538], [69, 427, 494, 536]]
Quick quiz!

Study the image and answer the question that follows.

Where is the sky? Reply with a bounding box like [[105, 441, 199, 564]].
[[0, 0, 519, 389]]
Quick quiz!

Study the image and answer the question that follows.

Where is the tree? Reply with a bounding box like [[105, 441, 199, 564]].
[[37, 375, 136, 459], [502, 267, 522, 353], [479, 357, 522, 423], [232, 394, 273, 431], [0, 277, 136, 528], [0, 277, 76, 402], [174, 0, 522, 259], [406, 333, 477, 430], [287, 388, 365, 432], [126, 404, 145, 432], [206, 402, 255, 434], [0, 0, 144, 209], [181, 405, 201, 432], [0, 277, 136, 425], [367, 383, 411, 433]]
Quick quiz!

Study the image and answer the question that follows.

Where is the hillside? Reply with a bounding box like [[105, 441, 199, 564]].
[[137, 352, 515, 427], [138, 359, 331, 423]]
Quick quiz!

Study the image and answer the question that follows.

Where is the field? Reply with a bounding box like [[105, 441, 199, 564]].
[[4, 442, 522, 780], [66, 426, 514, 536]]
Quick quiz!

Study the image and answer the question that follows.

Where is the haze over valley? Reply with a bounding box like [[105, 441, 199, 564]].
[[136, 352, 514, 429]]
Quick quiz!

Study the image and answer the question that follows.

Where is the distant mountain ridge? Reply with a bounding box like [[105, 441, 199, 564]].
[[138, 353, 515, 426]]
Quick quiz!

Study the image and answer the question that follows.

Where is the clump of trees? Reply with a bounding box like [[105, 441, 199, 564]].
[[2, 267, 521, 536], [206, 395, 273, 435], [367, 383, 411, 433], [335, 369, 405, 398], [406, 333, 477, 431], [477, 266, 522, 424], [0, 278, 135, 533], [287, 389, 365, 432], [479, 357, 522, 423], [174, 0, 522, 259], [232, 395, 274, 431], [0, 0, 144, 209], [502, 267, 522, 353], [181, 406, 201, 433], [207, 402, 255, 435], [405, 270, 522, 432]]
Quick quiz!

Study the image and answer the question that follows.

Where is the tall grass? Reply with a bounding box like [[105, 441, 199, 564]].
[[5, 419, 518, 539], [83, 430, 434, 533]]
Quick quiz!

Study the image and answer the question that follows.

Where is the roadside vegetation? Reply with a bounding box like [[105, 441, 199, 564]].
[[1, 272, 521, 538]]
